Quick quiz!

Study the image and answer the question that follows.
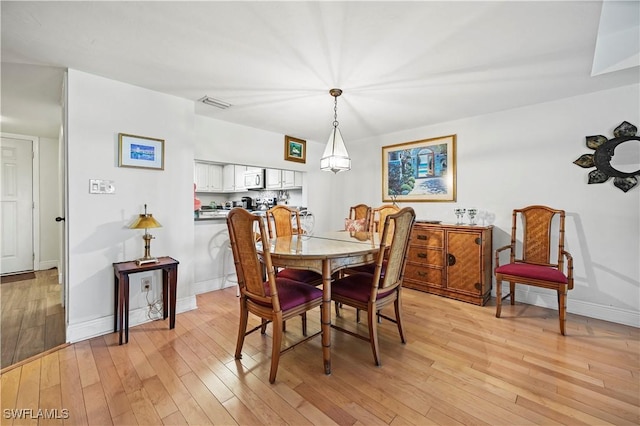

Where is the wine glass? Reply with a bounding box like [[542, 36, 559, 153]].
[[467, 208, 478, 225], [299, 210, 314, 237], [454, 208, 466, 224]]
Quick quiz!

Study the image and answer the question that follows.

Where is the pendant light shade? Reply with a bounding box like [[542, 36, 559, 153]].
[[320, 88, 351, 173]]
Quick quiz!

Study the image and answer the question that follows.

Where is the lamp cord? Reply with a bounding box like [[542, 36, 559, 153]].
[[145, 291, 163, 320]]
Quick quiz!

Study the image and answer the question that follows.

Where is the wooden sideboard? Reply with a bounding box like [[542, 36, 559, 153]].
[[403, 222, 493, 305]]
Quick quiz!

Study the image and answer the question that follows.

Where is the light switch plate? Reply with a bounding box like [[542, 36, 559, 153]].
[[89, 179, 115, 194]]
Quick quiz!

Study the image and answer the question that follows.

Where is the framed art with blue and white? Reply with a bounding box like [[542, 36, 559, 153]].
[[382, 134, 456, 202], [118, 133, 165, 170]]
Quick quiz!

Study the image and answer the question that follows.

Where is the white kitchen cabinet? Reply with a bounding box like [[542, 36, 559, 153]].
[[266, 169, 302, 189], [223, 164, 247, 192], [194, 161, 223, 192], [234, 165, 247, 192], [265, 168, 282, 189], [282, 170, 295, 188]]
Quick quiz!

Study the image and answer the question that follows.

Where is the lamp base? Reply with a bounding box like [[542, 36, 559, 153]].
[[136, 257, 159, 266]]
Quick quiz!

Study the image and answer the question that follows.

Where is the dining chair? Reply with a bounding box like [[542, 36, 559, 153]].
[[227, 208, 324, 383], [330, 207, 416, 366], [337, 204, 401, 321], [345, 204, 371, 232], [266, 205, 322, 286], [494, 205, 574, 335]]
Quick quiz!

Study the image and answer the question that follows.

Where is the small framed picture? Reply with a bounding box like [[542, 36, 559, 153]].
[[284, 135, 306, 163], [118, 133, 165, 170]]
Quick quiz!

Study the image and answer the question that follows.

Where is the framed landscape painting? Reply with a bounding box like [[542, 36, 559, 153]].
[[284, 135, 306, 163], [382, 134, 456, 202]]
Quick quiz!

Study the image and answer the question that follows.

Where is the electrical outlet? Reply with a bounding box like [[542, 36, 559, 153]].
[[141, 277, 152, 292]]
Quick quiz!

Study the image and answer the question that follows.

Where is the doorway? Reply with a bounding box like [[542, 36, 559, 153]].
[[0, 133, 66, 369]]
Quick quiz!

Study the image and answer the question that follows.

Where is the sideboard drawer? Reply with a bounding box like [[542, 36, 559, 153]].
[[404, 264, 442, 286], [407, 248, 443, 266], [411, 228, 443, 248]]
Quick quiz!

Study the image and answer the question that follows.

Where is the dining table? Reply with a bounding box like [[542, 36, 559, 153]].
[[258, 230, 380, 375]]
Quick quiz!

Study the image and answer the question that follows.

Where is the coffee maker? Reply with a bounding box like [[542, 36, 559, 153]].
[[241, 196, 254, 210]]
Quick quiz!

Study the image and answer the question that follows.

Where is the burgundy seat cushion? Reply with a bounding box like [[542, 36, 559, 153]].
[[346, 259, 387, 276], [255, 278, 323, 311], [331, 273, 395, 303], [277, 268, 322, 284], [495, 263, 568, 283]]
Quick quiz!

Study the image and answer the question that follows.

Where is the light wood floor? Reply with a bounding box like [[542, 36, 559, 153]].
[[1, 286, 638, 425], [1, 269, 65, 369]]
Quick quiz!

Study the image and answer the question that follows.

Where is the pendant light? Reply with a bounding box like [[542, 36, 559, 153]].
[[320, 88, 351, 173]]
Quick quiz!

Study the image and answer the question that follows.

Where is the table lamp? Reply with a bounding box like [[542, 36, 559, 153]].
[[129, 204, 162, 265]]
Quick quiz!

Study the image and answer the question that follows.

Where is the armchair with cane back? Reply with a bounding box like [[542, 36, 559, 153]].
[[337, 204, 400, 320], [494, 205, 574, 335], [344, 204, 372, 232], [226, 208, 324, 383], [266, 205, 323, 286], [330, 207, 416, 365], [343, 204, 399, 276]]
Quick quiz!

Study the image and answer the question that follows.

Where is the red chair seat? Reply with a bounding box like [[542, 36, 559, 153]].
[[332, 273, 396, 303], [496, 263, 567, 283], [277, 269, 322, 285], [253, 278, 323, 311]]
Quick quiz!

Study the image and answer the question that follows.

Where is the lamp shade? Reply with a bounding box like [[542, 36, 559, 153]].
[[320, 127, 351, 173], [129, 214, 161, 230]]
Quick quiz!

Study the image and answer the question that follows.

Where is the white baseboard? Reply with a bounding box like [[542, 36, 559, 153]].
[[192, 275, 238, 295], [494, 285, 639, 328], [37, 259, 58, 271], [66, 295, 198, 343]]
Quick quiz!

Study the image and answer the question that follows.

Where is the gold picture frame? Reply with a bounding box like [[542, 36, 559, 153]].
[[118, 133, 165, 170], [382, 134, 456, 202], [284, 135, 306, 163]]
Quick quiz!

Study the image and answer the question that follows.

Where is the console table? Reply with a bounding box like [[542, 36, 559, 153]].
[[113, 256, 179, 344]]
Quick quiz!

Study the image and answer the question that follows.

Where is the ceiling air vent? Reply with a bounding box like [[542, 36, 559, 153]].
[[198, 96, 231, 109]]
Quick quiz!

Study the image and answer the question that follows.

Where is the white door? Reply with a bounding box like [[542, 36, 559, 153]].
[[1, 137, 34, 274]]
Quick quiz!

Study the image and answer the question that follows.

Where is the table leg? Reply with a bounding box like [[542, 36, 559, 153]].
[[162, 269, 169, 321], [124, 276, 130, 344], [321, 259, 332, 375], [169, 266, 177, 329], [114, 274, 119, 334]]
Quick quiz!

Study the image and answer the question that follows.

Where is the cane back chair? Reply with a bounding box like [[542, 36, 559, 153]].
[[331, 207, 416, 365], [227, 208, 324, 383], [266, 205, 322, 286], [345, 204, 372, 232], [338, 204, 401, 320], [494, 205, 574, 335]]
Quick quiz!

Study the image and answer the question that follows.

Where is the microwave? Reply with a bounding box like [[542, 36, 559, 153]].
[[243, 169, 265, 189]]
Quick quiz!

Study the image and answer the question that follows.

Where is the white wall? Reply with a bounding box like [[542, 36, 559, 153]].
[[66, 70, 197, 342], [336, 84, 640, 327]]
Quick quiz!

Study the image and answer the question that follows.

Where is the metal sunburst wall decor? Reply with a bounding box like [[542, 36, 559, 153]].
[[573, 121, 640, 193]]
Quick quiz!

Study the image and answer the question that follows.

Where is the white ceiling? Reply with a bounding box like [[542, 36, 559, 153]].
[[1, 1, 638, 142]]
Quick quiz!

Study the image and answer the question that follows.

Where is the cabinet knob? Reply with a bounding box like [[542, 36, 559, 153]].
[[447, 254, 456, 266], [417, 271, 427, 277], [475, 237, 482, 245], [417, 252, 427, 259], [417, 235, 428, 240]]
